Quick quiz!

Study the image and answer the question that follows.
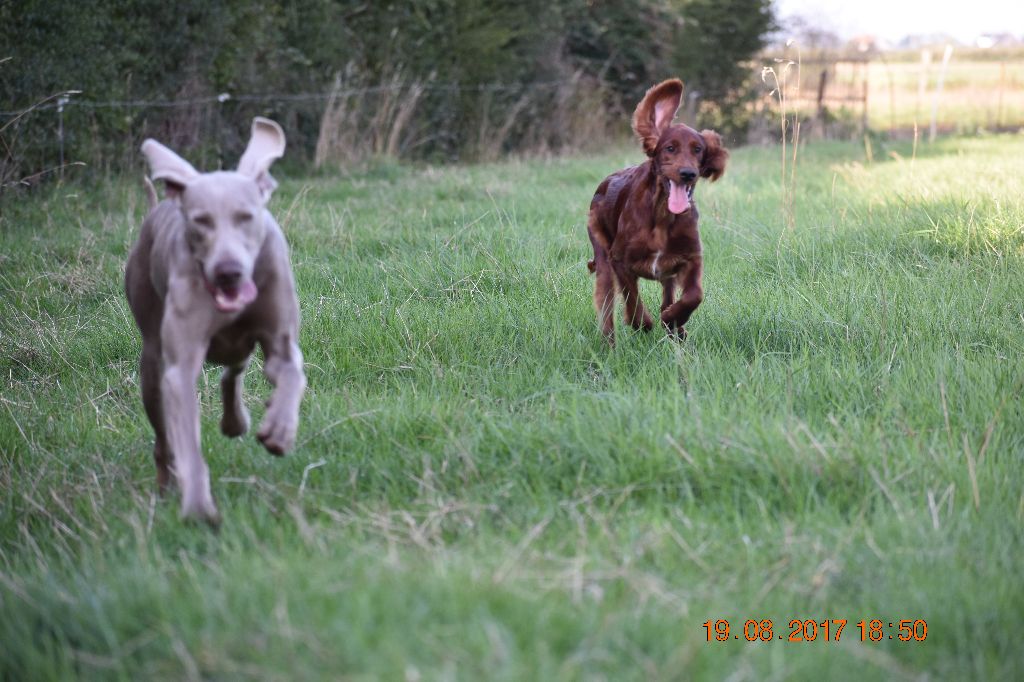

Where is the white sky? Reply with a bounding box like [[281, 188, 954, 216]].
[[773, 0, 1024, 44]]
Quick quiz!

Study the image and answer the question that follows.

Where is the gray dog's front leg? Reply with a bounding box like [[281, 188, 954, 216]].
[[257, 332, 306, 456], [160, 318, 220, 525]]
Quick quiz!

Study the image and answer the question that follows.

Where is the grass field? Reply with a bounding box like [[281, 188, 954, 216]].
[[2, 134, 1023, 679]]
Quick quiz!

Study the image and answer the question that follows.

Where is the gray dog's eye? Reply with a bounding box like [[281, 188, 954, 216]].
[[192, 214, 214, 229]]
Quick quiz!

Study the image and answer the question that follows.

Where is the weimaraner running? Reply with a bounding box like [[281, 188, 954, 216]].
[[125, 117, 306, 525]]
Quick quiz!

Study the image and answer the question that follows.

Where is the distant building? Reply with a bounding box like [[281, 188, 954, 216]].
[[975, 33, 1021, 48], [897, 33, 961, 49], [848, 34, 879, 53]]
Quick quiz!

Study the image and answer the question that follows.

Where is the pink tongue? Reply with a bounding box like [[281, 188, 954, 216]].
[[668, 180, 690, 214], [214, 280, 258, 312]]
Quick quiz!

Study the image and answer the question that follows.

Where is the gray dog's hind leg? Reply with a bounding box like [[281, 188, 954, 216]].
[[220, 361, 251, 438], [140, 340, 173, 492]]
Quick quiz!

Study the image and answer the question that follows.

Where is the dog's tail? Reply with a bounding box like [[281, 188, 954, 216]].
[[586, 259, 596, 273], [143, 176, 158, 210]]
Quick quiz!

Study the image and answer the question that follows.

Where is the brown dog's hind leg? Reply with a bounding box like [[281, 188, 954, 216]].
[[592, 254, 616, 342]]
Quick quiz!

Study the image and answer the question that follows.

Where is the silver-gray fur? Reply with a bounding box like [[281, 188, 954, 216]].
[[125, 118, 306, 526]]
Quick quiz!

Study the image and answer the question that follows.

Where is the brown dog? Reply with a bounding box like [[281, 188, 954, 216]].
[[586, 79, 728, 344]]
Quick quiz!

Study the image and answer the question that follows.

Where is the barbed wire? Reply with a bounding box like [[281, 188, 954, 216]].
[[0, 80, 577, 119]]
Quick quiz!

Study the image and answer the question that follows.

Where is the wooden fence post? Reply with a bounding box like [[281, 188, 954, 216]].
[[815, 68, 827, 137], [929, 44, 954, 142]]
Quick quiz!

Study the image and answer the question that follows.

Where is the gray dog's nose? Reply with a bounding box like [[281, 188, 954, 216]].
[[679, 168, 697, 183], [213, 260, 243, 288]]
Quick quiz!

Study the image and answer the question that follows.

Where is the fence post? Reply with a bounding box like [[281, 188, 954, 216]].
[[997, 61, 1006, 129], [917, 49, 931, 126], [861, 76, 869, 134], [929, 44, 954, 143], [57, 94, 69, 179], [815, 68, 827, 137]]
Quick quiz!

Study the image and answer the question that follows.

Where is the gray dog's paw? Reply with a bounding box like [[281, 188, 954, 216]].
[[256, 411, 296, 456], [221, 404, 251, 438], [179, 492, 221, 528]]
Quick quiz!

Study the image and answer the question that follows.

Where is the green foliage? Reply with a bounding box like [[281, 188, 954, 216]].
[[1, 0, 774, 180], [672, 0, 775, 103], [671, 0, 775, 136]]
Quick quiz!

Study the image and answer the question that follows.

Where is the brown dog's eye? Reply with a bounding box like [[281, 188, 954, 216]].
[[694, 146, 703, 154], [666, 145, 676, 153]]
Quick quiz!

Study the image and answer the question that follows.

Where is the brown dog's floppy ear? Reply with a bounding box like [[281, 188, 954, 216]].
[[140, 139, 199, 200], [632, 79, 683, 157], [237, 117, 286, 204], [699, 130, 728, 182]]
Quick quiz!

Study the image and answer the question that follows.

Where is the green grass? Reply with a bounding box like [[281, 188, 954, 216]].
[[2, 135, 1023, 679]]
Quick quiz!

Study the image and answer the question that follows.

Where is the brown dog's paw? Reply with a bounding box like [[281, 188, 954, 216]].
[[627, 311, 655, 331], [666, 325, 688, 341]]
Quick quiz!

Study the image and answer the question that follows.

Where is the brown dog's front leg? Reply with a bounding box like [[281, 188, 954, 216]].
[[660, 258, 703, 339], [257, 332, 306, 456], [612, 262, 653, 331]]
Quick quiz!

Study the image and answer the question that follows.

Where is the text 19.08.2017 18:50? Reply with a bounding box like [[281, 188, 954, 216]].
[[702, 619, 928, 643]]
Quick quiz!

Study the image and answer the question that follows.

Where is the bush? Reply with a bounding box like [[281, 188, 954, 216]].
[[0, 0, 774, 183]]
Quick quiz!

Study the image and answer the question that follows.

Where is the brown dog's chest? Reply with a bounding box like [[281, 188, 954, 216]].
[[616, 215, 702, 281]]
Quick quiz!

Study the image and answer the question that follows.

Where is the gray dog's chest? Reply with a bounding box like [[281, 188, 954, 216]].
[[207, 326, 259, 366]]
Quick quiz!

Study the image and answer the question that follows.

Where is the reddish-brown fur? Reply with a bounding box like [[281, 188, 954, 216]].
[[586, 78, 728, 344]]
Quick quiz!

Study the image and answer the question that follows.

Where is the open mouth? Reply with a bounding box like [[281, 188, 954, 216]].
[[667, 180, 695, 215], [201, 272, 258, 313]]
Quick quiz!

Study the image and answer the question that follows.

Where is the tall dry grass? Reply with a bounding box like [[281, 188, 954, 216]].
[[315, 65, 428, 169]]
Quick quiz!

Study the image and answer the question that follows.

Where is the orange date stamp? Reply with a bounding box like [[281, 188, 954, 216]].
[[702, 619, 928, 643]]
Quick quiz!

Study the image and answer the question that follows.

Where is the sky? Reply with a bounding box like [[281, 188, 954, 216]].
[[773, 0, 1024, 45]]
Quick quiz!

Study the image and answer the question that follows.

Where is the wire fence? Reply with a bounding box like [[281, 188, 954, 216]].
[[750, 49, 1024, 142], [4, 55, 1021, 188], [1, 78, 622, 187]]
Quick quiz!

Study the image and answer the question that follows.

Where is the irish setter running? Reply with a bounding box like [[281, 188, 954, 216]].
[[586, 78, 728, 344]]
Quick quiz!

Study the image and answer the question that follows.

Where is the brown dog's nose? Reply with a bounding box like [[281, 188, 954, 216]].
[[679, 168, 697, 183], [213, 260, 243, 288]]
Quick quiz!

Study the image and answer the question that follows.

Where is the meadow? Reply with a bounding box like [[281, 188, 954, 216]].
[[1, 134, 1023, 679], [768, 48, 1024, 134]]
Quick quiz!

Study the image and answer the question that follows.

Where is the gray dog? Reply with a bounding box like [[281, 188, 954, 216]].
[[125, 117, 306, 525]]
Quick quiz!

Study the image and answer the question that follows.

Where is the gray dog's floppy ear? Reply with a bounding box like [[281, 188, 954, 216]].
[[632, 79, 683, 157], [237, 117, 286, 203], [141, 139, 199, 199]]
